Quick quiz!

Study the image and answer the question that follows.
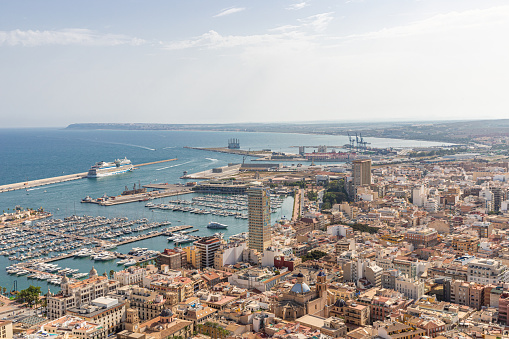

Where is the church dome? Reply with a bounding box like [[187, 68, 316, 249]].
[[61, 275, 69, 284], [295, 272, 305, 278], [334, 299, 346, 307], [89, 266, 98, 277], [160, 309, 173, 317], [291, 282, 311, 294], [318, 270, 326, 277]]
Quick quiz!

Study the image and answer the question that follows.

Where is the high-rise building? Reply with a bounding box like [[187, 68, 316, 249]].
[[248, 186, 271, 252], [492, 187, 506, 212], [195, 236, 221, 268], [353, 159, 372, 187]]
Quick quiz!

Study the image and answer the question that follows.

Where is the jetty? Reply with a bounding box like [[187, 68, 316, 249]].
[[82, 184, 193, 206], [181, 164, 242, 179], [0, 158, 178, 193]]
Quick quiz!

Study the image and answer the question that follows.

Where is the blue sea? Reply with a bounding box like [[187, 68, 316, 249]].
[[0, 128, 446, 293]]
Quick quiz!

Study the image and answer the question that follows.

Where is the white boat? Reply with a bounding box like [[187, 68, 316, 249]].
[[103, 243, 117, 250], [87, 158, 133, 178], [124, 259, 137, 266], [92, 252, 116, 261], [116, 258, 129, 265], [173, 235, 195, 245]]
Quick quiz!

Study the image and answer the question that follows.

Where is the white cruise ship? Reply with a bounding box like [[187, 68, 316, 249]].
[[87, 158, 134, 178]]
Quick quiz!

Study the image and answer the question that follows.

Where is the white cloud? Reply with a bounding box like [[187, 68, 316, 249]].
[[164, 11, 335, 51], [213, 7, 246, 18], [269, 25, 301, 32], [287, 2, 309, 11], [0, 28, 145, 47], [163, 30, 313, 51], [298, 12, 334, 32]]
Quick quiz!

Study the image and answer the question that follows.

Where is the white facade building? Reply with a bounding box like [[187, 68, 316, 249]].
[[467, 258, 509, 284], [394, 275, 425, 300]]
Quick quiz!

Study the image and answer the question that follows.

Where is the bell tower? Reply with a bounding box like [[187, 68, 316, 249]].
[[125, 308, 140, 332], [317, 270, 327, 298]]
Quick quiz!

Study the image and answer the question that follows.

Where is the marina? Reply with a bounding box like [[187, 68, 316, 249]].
[[0, 190, 292, 292], [2, 217, 198, 289], [145, 194, 284, 219]]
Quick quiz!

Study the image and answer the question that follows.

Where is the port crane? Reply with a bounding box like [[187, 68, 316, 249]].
[[347, 132, 355, 149], [358, 133, 370, 150]]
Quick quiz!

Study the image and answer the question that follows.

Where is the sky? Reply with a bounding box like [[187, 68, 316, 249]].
[[1, 0, 509, 127]]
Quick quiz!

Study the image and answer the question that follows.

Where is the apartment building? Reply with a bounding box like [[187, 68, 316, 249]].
[[129, 287, 166, 321], [66, 297, 126, 335], [47, 269, 119, 319], [452, 234, 479, 253], [395, 276, 425, 301], [467, 258, 509, 284], [404, 226, 438, 248]]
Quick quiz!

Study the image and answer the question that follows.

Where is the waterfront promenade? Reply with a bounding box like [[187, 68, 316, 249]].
[[0, 158, 177, 193]]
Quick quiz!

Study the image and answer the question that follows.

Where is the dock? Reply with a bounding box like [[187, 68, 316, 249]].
[[181, 164, 242, 179], [0, 158, 178, 194], [82, 185, 193, 206]]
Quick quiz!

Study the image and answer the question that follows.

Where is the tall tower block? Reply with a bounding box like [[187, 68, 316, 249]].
[[247, 186, 271, 252], [353, 159, 372, 187]]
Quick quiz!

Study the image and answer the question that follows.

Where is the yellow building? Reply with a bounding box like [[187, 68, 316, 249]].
[[183, 246, 202, 269], [380, 234, 404, 244], [452, 234, 479, 253]]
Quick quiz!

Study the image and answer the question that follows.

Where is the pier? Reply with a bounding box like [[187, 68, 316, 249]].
[[181, 164, 242, 179], [0, 158, 178, 194], [82, 185, 193, 206]]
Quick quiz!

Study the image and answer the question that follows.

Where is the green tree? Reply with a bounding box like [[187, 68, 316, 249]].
[[300, 250, 328, 262], [16, 285, 41, 308], [306, 191, 318, 201], [109, 270, 115, 279], [320, 179, 351, 210]]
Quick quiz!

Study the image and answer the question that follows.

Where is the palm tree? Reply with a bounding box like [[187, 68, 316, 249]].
[[3, 287, 6, 295], [109, 270, 115, 279]]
